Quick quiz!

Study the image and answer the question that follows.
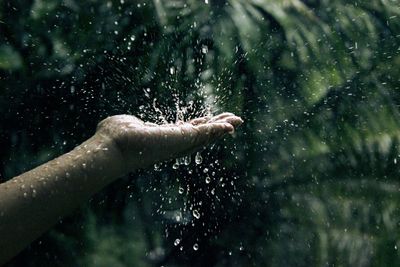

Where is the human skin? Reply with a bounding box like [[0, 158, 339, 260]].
[[0, 112, 243, 265]]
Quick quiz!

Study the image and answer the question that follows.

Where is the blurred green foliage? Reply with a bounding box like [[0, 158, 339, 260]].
[[1, 0, 400, 266]]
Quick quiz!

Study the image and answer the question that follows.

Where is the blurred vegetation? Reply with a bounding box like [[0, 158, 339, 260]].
[[1, 0, 400, 266]]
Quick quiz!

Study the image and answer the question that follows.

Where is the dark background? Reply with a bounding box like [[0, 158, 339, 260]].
[[1, 0, 400, 266]]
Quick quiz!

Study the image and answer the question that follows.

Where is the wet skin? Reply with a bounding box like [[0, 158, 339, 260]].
[[0, 113, 243, 265]]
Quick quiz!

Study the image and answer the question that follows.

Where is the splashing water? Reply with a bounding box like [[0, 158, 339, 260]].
[[101, 55, 241, 254]]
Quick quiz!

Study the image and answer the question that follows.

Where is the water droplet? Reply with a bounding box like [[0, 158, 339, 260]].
[[193, 243, 199, 251], [184, 156, 191, 165], [195, 152, 203, 165], [175, 213, 182, 222], [23, 192, 27, 198], [178, 187, 184, 194], [193, 210, 200, 219], [201, 45, 208, 54], [154, 163, 161, 171], [130, 35, 135, 41], [203, 168, 209, 173], [205, 177, 211, 184], [174, 239, 181, 246], [32, 189, 37, 198], [170, 66, 175, 75], [172, 160, 179, 169], [178, 157, 185, 165]]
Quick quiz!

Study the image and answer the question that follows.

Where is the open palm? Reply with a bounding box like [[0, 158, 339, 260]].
[[96, 112, 243, 170]]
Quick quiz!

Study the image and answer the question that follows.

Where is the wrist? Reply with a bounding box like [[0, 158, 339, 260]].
[[75, 133, 128, 181]]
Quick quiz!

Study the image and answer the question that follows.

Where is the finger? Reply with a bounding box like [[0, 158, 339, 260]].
[[207, 112, 235, 123], [194, 122, 233, 143], [189, 116, 210, 125], [163, 123, 226, 144], [217, 115, 244, 128], [155, 123, 233, 160], [160, 123, 178, 127]]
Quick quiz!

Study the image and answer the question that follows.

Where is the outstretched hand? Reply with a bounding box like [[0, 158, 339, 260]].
[[96, 112, 243, 171], [0, 112, 242, 265]]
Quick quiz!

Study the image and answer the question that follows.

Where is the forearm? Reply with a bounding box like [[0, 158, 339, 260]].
[[0, 112, 243, 265], [0, 133, 125, 265]]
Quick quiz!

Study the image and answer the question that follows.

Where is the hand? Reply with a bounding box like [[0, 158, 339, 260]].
[[95, 112, 243, 171]]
